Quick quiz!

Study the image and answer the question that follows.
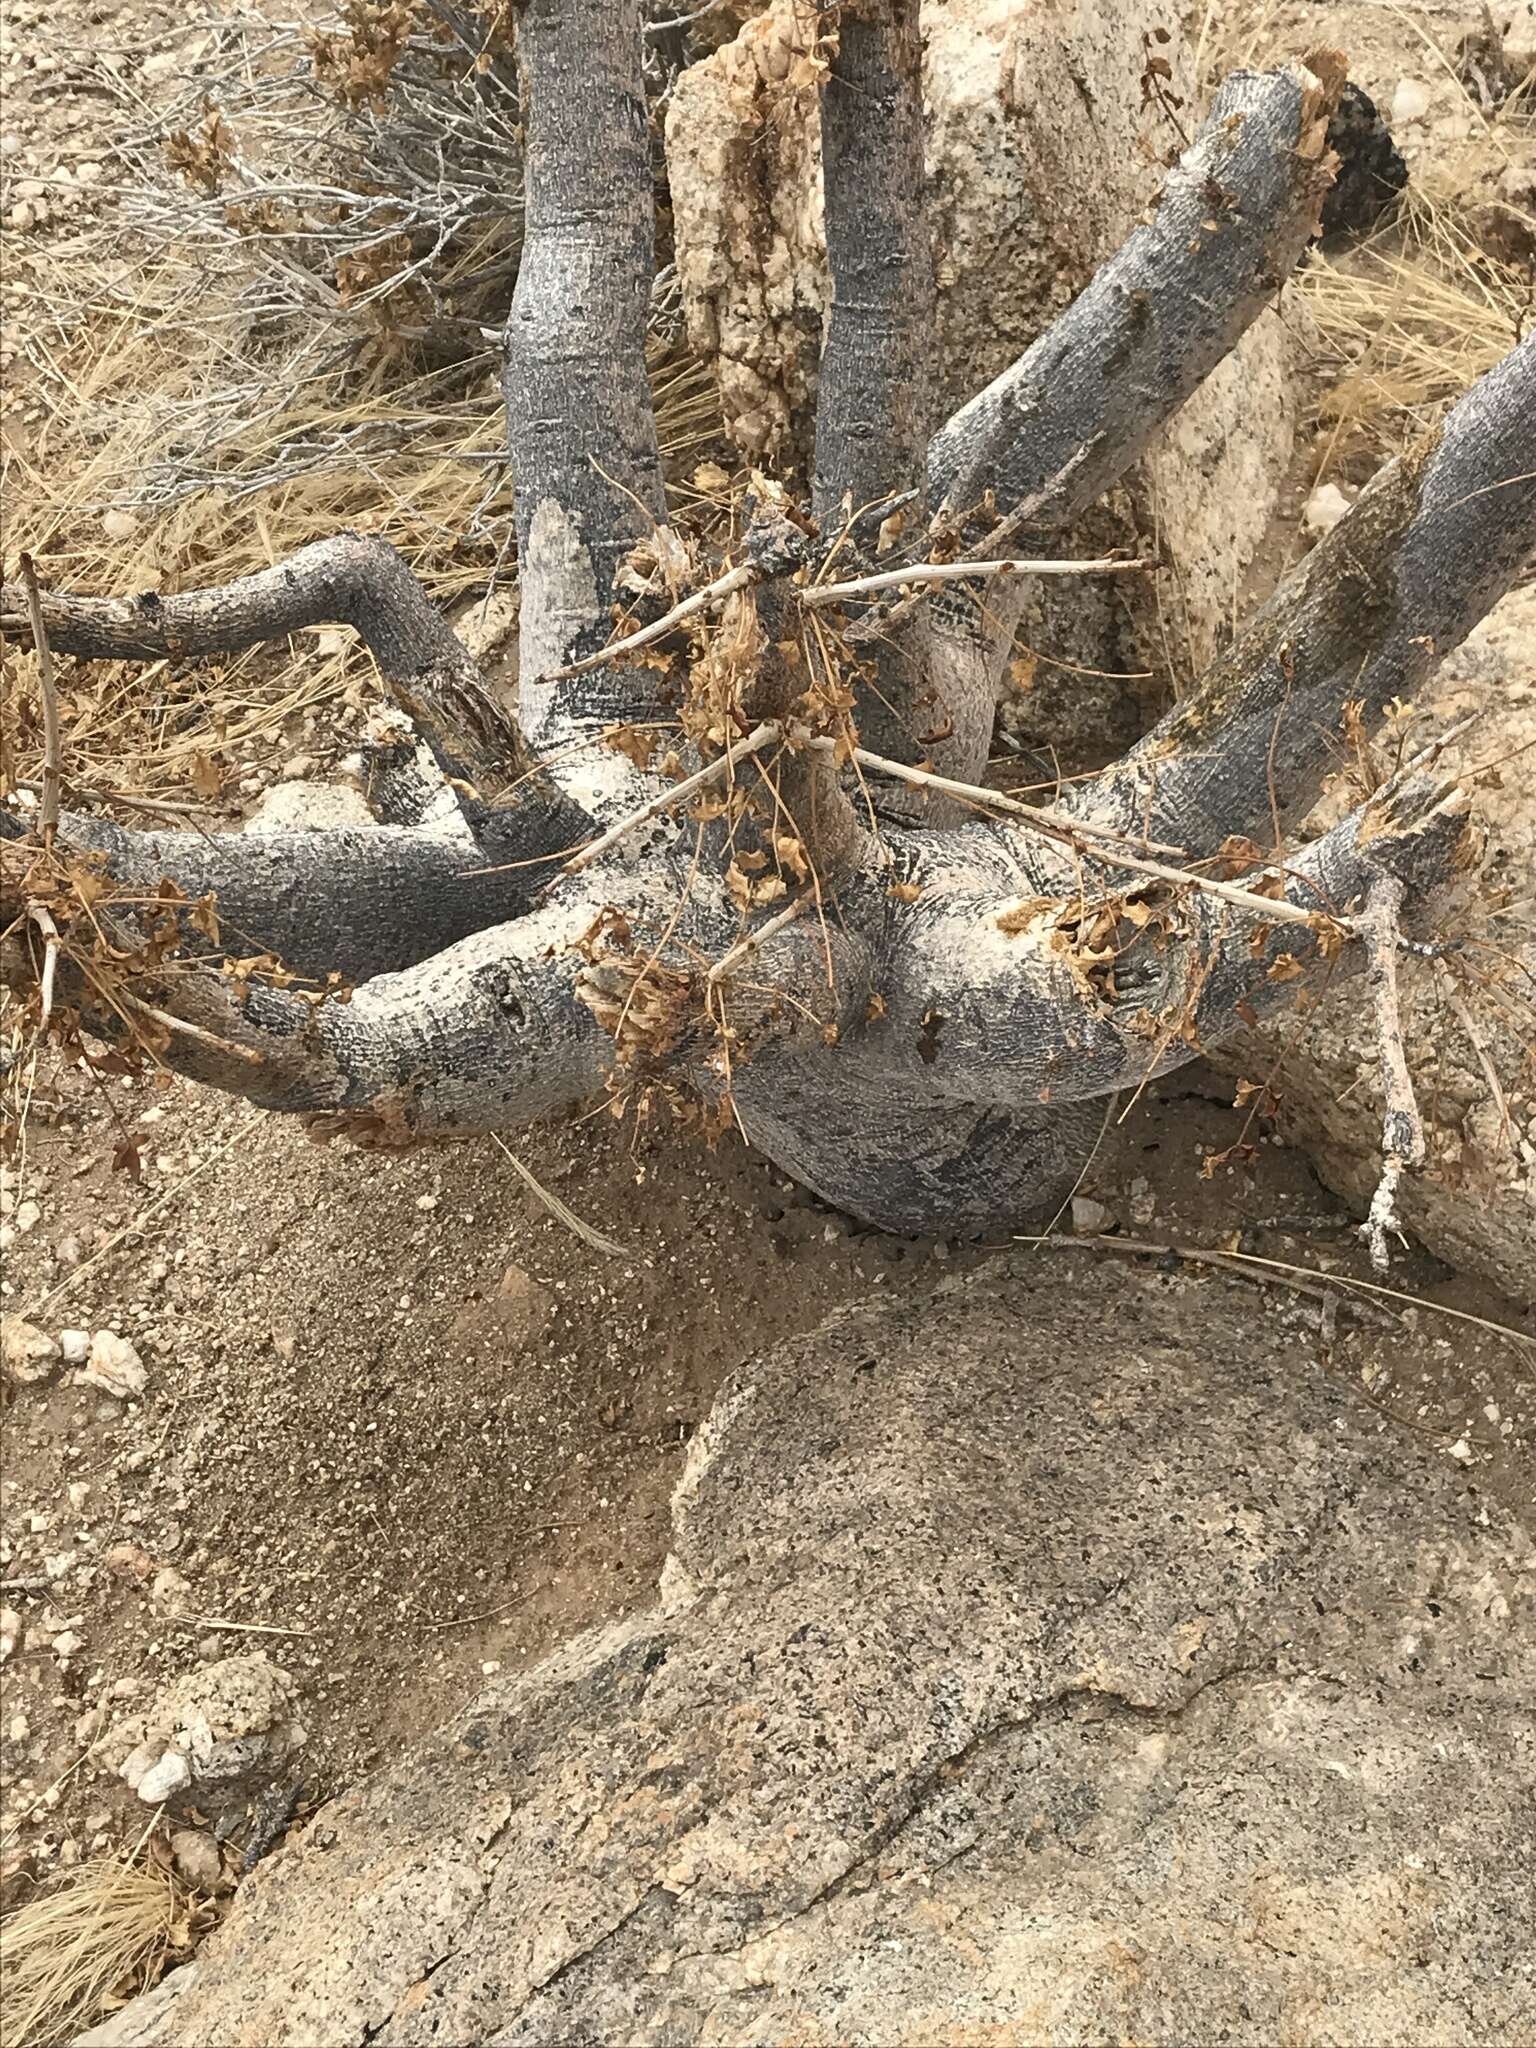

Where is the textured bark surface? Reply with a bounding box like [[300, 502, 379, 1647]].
[[1070, 331, 1536, 854], [77, 1253, 1536, 2046], [503, 0, 668, 747], [5, 12, 1533, 1240]]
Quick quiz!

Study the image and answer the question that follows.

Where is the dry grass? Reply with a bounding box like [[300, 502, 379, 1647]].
[[1, 228, 719, 800], [1299, 182, 1533, 464], [0, 1848, 198, 2048], [0, 3, 721, 804]]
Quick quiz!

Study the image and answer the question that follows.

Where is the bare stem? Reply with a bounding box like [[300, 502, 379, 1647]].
[[1357, 874, 1427, 1272], [18, 554, 61, 844], [538, 562, 758, 684], [802, 556, 1154, 608]]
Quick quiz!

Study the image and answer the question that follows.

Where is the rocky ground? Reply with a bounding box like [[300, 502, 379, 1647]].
[[2, 0, 1534, 2026]]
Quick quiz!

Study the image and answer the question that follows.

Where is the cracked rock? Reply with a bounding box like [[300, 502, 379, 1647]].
[[80, 1252, 1534, 2047]]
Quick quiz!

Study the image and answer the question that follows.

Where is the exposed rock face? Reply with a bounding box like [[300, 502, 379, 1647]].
[[665, 0, 1296, 692], [82, 1254, 1534, 2046]]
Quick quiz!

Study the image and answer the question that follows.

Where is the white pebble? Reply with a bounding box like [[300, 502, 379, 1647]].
[[79, 1331, 147, 1400], [1303, 481, 1353, 536], [135, 1751, 191, 1805], [1391, 77, 1431, 125]]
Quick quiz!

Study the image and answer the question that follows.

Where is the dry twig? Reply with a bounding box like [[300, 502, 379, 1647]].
[[1358, 875, 1428, 1271]]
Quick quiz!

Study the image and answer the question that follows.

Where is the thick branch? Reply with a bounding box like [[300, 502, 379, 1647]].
[[925, 60, 1344, 536], [505, 0, 668, 745], [13, 893, 609, 1135], [812, 0, 942, 789], [877, 60, 1347, 803], [871, 774, 1475, 1108], [0, 537, 588, 865], [2, 812, 547, 985], [1069, 331, 1536, 853], [814, 0, 934, 532]]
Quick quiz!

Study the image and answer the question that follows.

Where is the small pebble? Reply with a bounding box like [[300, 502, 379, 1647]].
[[1391, 77, 1431, 124]]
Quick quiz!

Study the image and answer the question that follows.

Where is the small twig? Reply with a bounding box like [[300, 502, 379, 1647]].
[[1020, 1232, 1533, 1348], [487, 1132, 631, 1257], [18, 554, 62, 844], [538, 561, 759, 683], [1357, 875, 1426, 1273], [801, 555, 1153, 608], [27, 905, 60, 1030], [120, 994, 269, 1068], [565, 720, 780, 873], [174, 1615, 312, 1638], [851, 748, 1339, 930], [708, 897, 809, 984]]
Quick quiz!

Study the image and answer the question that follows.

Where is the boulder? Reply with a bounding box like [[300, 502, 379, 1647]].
[[81, 1253, 1534, 2044]]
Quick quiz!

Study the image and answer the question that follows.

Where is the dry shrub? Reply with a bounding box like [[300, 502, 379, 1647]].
[[0, 1848, 203, 2048], [0, 4, 720, 801], [1300, 180, 1533, 467]]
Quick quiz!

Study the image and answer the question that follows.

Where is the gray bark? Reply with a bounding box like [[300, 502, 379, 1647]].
[[1068, 329, 1536, 852], [925, 61, 1342, 539], [2, 812, 540, 985], [0, 536, 588, 868], [811, 0, 946, 805], [504, 0, 670, 749]]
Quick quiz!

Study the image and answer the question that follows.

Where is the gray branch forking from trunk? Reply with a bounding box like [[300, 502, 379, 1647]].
[[925, 61, 1343, 540], [868, 59, 1348, 805], [1069, 329, 1536, 854], [0, 536, 590, 871], [814, 0, 934, 535], [812, 0, 948, 799], [3, 812, 547, 986], [505, 0, 669, 748]]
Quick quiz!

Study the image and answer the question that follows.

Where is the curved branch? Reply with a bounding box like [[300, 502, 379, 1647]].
[[505, 0, 669, 746], [1069, 331, 1536, 853], [862, 60, 1347, 801], [873, 774, 1475, 1108], [0, 537, 589, 865], [10, 891, 610, 1135], [925, 59, 1344, 535]]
